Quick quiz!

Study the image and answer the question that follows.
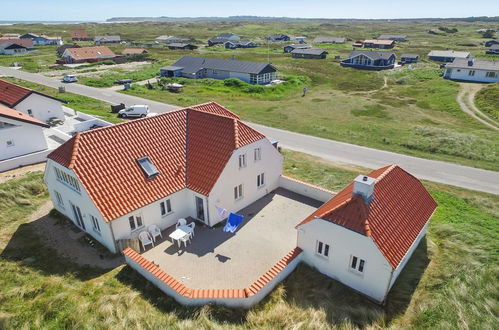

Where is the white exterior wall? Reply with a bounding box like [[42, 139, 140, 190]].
[[445, 67, 499, 83], [207, 139, 283, 226], [204, 69, 231, 80], [44, 160, 116, 252], [388, 221, 429, 290], [15, 94, 65, 122], [229, 71, 251, 83], [297, 219, 393, 303], [0, 48, 29, 55], [0, 119, 47, 161], [0, 149, 51, 172], [110, 188, 193, 242], [279, 176, 334, 202]]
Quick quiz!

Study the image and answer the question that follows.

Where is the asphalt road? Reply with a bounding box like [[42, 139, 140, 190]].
[[2, 66, 498, 195]]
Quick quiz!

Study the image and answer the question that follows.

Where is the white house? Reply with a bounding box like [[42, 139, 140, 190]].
[[444, 58, 499, 83], [33, 35, 63, 46], [0, 104, 49, 162], [0, 79, 66, 122], [296, 165, 437, 303], [44, 102, 283, 253]]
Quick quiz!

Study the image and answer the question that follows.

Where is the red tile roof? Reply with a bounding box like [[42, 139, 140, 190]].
[[0, 104, 49, 127], [48, 102, 266, 221], [122, 246, 302, 299], [0, 79, 66, 108], [71, 29, 88, 39], [0, 38, 33, 48], [64, 46, 116, 61], [297, 165, 437, 268], [122, 48, 148, 55]]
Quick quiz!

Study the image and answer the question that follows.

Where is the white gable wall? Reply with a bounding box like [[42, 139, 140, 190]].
[[207, 138, 283, 226], [297, 219, 393, 302], [444, 67, 499, 83], [15, 94, 65, 122], [44, 159, 116, 252], [0, 118, 47, 161]]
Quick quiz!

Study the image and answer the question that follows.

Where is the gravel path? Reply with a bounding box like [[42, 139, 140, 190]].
[[456, 83, 499, 131]]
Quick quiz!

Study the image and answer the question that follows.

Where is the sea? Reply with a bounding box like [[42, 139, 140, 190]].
[[0, 20, 105, 25]]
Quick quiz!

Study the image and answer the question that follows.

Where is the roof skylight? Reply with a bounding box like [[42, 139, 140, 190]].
[[137, 157, 159, 178]]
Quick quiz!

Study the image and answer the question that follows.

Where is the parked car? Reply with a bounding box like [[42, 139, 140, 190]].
[[118, 105, 149, 118], [62, 75, 78, 83]]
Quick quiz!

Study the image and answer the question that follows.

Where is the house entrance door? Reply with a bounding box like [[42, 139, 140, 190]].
[[195, 196, 205, 222], [71, 202, 86, 230]]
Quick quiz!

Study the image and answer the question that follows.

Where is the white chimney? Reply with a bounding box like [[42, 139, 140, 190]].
[[353, 175, 376, 203]]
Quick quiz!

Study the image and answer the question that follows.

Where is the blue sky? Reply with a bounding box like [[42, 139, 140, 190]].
[[1, 0, 498, 21]]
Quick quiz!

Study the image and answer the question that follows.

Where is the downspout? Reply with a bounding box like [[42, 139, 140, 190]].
[[109, 220, 119, 254]]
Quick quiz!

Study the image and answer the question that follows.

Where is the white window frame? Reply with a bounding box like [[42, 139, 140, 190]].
[[91, 215, 101, 234], [234, 184, 243, 200], [238, 154, 246, 168], [254, 147, 261, 161], [316, 240, 330, 258], [160, 199, 172, 217], [129, 214, 144, 232], [349, 255, 366, 274], [54, 190, 64, 207], [257, 173, 265, 188]]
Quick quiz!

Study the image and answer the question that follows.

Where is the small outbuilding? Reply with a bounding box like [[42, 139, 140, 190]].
[[400, 53, 419, 64], [283, 44, 310, 53]]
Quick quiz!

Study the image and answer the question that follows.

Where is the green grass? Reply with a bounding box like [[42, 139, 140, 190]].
[[475, 83, 499, 121], [0, 151, 498, 329], [0, 78, 122, 124]]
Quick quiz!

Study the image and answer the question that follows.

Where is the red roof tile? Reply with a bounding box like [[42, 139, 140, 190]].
[[0, 38, 33, 48], [65, 46, 116, 61], [0, 79, 65, 108], [0, 104, 49, 127], [297, 165, 437, 268], [71, 29, 88, 39], [48, 102, 265, 221], [122, 48, 148, 55]]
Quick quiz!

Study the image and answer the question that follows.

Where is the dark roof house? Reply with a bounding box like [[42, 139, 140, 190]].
[[291, 48, 328, 59], [168, 43, 198, 50], [427, 50, 470, 62], [267, 34, 291, 42], [400, 53, 419, 63], [341, 50, 396, 70], [283, 44, 310, 53], [313, 36, 346, 44], [224, 40, 258, 49], [95, 35, 121, 44], [486, 44, 499, 55]]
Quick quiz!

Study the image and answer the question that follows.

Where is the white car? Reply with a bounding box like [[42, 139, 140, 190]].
[[63, 75, 78, 83], [118, 105, 150, 118]]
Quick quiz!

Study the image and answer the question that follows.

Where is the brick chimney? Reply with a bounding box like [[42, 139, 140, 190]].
[[353, 175, 376, 203]]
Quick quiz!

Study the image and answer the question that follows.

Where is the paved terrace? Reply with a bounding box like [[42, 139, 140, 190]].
[[142, 188, 323, 289]]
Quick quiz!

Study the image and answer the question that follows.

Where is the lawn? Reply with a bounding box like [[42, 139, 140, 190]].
[[0, 150, 497, 329], [475, 82, 499, 121]]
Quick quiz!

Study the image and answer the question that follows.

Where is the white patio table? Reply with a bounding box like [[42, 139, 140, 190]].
[[169, 225, 192, 247]]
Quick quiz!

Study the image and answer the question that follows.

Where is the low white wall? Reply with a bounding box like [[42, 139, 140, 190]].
[[0, 149, 52, 172], [279, 176, 334, 202], [73, 118, 112, 133], [124, 251, 302, 308]]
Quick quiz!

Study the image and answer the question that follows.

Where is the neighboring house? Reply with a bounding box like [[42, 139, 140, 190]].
[[444, 58, 499, 83], [486, 44, 499, 55], [400, 53, 419, 64], [1, 33, 20, 38], [94, 35, 121, 44], [0, 104, 49, 162], [378, 34, 407, 42], [283, 44, 310, 53], [155, 36, 191, 44], [267, 34, 291, 42], [168, 43, 198, 50], [0, 79, 66, 122], [291, 48, 328, 59], [19, 33, 39, 39], [0, 42, 31, 55], [296, 165, 437, 303], [313, 37, 346, 44], [33, 35, 63, 46], [341, 50, 396, 70], [160, 56, 278, 84], [56, 44, 81, 57], [484, 39, 499, 47], [427, 50, 470, 62], [362, 39, 396, 49], [71, 29, 90, 41], [208, 38, 229, 46], [295, 36, 307, 43], [122, 48, 148, 55], [44, 102, 283, 253], [61, 46, 116, 64], [215, 33, 240, 41], [224, 41, 258, 49], [0, 37, 34, 49]]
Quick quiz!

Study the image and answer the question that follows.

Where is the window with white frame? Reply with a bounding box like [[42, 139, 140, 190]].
[[54, 190, 64, 206], [316, 240, 330, 257], [91, 215, 101, 233], [129, 214, 143, 231], [238, 154, 246, 168], [254, 147, 261, 161], [160, 199, 172, 216], [54, 167, 81, 192], [350, 256, 366, 273], [257, 173, 265, 188], [234, 184, 243, 200]]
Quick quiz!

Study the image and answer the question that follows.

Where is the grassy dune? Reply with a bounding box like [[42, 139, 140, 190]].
[[475, 83, 499, 121], [0, 151, 497, 329]]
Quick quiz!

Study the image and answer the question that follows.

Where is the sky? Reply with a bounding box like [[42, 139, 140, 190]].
[[1, 0, 498, 21]]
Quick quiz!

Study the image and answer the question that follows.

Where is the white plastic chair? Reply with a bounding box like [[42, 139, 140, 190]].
[[148, 224, 162, 242], [176, 218, 187, 228], [180, 234, 191, 248], [187, 222, 195, 238], [138, 231, 154, 251]]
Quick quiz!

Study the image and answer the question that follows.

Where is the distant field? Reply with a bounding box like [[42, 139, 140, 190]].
[[1, 20, 498, 171], [0, 150, 497, 329]]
